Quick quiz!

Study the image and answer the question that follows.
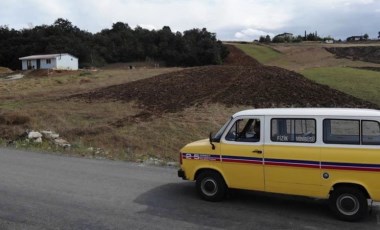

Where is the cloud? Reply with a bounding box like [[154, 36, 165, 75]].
[[137, 24, 156, 30], [1, 0, 379, 40], [234, 28, 275, 41]]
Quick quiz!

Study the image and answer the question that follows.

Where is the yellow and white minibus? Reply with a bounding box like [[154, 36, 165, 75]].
[[178, 108, 380, 221]]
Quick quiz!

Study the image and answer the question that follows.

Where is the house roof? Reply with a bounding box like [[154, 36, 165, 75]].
[[19, 53, 77, 60]]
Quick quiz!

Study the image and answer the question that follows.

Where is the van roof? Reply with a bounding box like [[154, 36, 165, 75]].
[[233, 108, 380, 118]]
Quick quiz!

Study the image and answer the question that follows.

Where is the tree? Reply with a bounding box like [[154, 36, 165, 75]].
[[0, 19, 229, 69], [378, 31, 380, 39], [265, 35, 271, 43], [363, 33, 369, 40], [305, 32, 322, 41], [259, 35, 271, 43], [53, 18, 76, 33], [272, 36, 285, 43], [293, 35, 303, 43]]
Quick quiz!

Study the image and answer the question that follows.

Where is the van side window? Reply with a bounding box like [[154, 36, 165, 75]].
[[362, 120, 380, 145], [323, 119, 360, 144], [271, 118, 316, 143], [225, 118, 260, 142]]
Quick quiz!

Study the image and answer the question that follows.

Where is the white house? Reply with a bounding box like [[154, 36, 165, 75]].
[[19, 53, 78, 70]]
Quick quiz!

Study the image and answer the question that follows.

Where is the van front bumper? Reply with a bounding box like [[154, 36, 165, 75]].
[[177, 169, 186, 180]]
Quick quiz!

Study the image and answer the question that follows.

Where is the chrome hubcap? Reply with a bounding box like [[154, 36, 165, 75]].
[[336, 194, 359, 216], [201, 178, 218, 196]]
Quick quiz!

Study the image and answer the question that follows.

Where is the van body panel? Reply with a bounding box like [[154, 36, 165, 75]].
[[219, 142, 264, 191], [180, 139, 221, 181], [320, 146, 380, 200], [264, 145, 324, 197]]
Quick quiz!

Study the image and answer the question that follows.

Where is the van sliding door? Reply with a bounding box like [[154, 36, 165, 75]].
[[264, 118, 322, 197]]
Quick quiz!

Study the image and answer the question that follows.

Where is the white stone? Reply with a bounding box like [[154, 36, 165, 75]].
[[34, 137, 42, 143], [54, 138, 71, 148], [41, 130, 59, 139], [28, 131, 42, 139], [50, 133, 59, 139], [5, 74, 24, 81]]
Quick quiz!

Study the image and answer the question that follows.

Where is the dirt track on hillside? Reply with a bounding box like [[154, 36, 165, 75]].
[[70, 45, 377, 114]]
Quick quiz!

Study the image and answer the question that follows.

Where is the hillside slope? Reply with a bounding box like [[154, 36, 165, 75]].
[[71, 45, 377, 114], [326, 46, 380, 64]]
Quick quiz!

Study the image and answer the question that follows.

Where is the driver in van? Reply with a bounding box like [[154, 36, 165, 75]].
[[252, 121, 260, 140]]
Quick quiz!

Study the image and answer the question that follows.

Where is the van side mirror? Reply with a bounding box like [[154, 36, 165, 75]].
[[209, 132, 216, 150]]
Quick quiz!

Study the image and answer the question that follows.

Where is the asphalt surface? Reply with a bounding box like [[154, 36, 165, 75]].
[[0, 148, 379, 230]]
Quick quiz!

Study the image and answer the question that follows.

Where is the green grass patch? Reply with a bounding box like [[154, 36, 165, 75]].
[[301, 67, 380, 106], [0, 100, 27, 109], [233, 43, 281, 64]]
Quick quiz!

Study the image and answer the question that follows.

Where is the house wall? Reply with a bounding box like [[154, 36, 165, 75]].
[[21, 59, 56, 70], [20, 54, 78, 70], [40, 58, 57, 69], [56, 54, 78, 70], [21, 60, 37, 70]]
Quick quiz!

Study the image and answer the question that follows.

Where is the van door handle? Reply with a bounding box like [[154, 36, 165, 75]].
[[252, 149, 263, 154]]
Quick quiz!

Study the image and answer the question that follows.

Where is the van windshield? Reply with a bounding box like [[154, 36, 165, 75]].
[[212, 117, 232, 142]]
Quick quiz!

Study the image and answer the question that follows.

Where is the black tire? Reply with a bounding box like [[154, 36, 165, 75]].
[[196, 171, 227, 202], [329, 186, 368, 222]]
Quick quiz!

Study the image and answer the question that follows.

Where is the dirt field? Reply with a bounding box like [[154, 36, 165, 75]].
[[71, 45, 376, 116], [0, 45, 377, 161], [326, 46, 380, 64], [0, 66, 12, 75]]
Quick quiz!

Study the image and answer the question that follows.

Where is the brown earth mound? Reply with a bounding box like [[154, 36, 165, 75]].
[[71, 45, 377, 114], [326, 46, 380, 64], [223, 45, 261, 67], [0, 67, 12, 74]]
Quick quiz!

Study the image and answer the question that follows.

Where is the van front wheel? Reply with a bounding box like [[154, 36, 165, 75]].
[[196, 171, 227, 202], [329, 187, 368, 221]]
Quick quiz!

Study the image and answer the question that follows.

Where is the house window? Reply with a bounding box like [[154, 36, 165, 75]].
[[271, 118, 316, 143], [46, 59, 51, 64]]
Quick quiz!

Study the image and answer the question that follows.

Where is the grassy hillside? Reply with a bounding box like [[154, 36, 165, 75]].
[[233, 42, 380, 106], [0, 67, 247, 162], [232, 43, 281, 64], [301, 67, 380, 106]]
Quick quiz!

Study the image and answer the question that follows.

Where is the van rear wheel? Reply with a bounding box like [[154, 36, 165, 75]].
[[329, 186, 368, 221], [196, 171, 227, 202]]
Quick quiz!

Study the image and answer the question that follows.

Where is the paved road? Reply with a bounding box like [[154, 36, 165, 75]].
[[0, 148, 379, 230]]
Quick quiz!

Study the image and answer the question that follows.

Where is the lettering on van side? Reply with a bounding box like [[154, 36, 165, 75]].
[[182, 153, 221, 161]]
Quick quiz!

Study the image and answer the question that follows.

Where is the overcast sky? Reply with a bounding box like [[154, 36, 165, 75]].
[[1, 0, 380, 41]]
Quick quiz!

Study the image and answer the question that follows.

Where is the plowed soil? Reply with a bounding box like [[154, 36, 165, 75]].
[[326, 46, 380, 64], [71, 45, 377, 114]]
